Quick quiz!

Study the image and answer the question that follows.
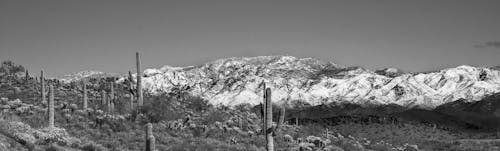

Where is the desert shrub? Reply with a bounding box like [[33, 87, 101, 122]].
[[21, 114, 47, 129], [0, 60, 25, 76], [184, 96, 212, 113], [45, 144, 66, 151], [167, 137, 249, 151], [33, 127, 80, 146], [80, 142, 107, 151], [139, 95, 183, 123], [100, 115, 131, 132], [201, 109, 229, 125], [234, 103, 253, 112], [295, 123, 325, 138], [324, 145, 345, 151], [337, 138, 365, 151]]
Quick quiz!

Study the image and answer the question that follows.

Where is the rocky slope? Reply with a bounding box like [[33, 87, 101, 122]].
[[111, 56, 499, 108]]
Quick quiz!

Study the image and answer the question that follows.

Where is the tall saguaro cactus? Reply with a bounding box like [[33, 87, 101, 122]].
[[83, 81, 88, 110], [101, 90, 107, 112], [110, 82, 114, 101], [136, 52, 143, 107], [278, 106, 285, 128], [109, 82, 114, 112], [148, 135, 156, 151], [48, 85, 55, 128], [261, 81, 266, 129], [262, 88, 286, 151], [145, 123, 156, 151], [41, 70, 46, 104], [265, 88, 273, 151], [128, 70, 135, 109], [25, 69, 29, 82]]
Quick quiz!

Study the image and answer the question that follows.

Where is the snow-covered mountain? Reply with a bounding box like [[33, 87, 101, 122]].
[[122, 56, 500, 108], [58, 70, 118, 83]]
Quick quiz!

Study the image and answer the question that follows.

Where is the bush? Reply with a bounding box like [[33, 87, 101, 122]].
[[295, 123, 325, 138], [0, 60, 25, 76], [45, 144, 66, 151], [81, 142, 107, 151], [184, 96, 212, 113], [201, 109, 229, 126], [139, 95, 183, 123]]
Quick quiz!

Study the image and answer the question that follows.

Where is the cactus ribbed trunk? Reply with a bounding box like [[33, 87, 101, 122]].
[[238, 118, 243, 129], [107, 94, 111, 113], [148, 135, 156, 151], [265, 88, 273, 151], [25, 70, 29, 82], [83, 81, 87, 110], [101, 90, 107, 112], [41, 70, 46, 104], [262, 82, 266, 131], [128, 70, 134, 84], [136, 52, 143, 107], [128, 71, 135, 110], [110, 82, 114, 101], [110, 102, 114, 113], [278, 106, 285, 128], [145, 123, 155, 151], [129, 94, 134, 110], [48, 85, 54, 128], [110, 82, 114, 113]]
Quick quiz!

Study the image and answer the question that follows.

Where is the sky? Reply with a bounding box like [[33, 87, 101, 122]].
[[1, 0, 500, 77]]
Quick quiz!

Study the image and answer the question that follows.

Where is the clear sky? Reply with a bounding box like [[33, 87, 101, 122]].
[[1, 0, 500, 77]]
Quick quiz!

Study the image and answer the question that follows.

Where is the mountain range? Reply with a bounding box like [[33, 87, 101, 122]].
[[60, 56, 500, 109]]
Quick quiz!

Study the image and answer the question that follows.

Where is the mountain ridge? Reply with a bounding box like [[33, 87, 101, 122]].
[[60, 55, 500, 109]]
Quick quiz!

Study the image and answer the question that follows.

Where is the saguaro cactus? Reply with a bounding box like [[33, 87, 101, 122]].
[[25, 69, 29, 82], [110, 101, 115, 113], [41, 70, 46, 104], [48, 85, 54, 128], [83, 81, 88, 110], [12, 87, 20, 98], [109, 82, 114, 112], [278, 106, 285, 128], [145, 123, 156, 151], [110, 82, 114, 101], [265, 88, 273, 151], [136, 52, 143, 107], [262, 88, 286, 151], [148, 135, 156, 151], [101, 90, 107, 112], [128, 70, 135, 110], [109, 93, 114, 113], [107, 95, 111, 113], [261, 81, 266, 130]]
